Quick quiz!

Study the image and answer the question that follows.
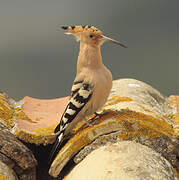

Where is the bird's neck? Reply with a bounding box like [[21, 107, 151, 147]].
[[77, 43, 103, 73]]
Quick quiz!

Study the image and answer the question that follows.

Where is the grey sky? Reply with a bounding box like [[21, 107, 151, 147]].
[[0, 0, 178, 100]]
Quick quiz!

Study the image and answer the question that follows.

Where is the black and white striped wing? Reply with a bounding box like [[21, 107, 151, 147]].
[[49, 81, 93, 162], [54, 80, 93, 135]]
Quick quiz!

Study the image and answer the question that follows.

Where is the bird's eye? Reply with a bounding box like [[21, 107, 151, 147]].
[[89, 34, 94, 38]]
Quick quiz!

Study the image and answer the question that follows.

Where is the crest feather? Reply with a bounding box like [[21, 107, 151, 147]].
[[61, 25, 102, 36]]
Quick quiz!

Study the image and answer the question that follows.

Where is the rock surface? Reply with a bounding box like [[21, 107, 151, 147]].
[[0, 123, 37, 180], [66, 141, 177, 180], [49, 79, 179, 178], [14, 96, 69, 145], [0, 161, 18, 180], [0, 78, 179, 180]]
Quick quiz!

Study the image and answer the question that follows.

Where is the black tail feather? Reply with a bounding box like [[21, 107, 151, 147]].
[[48, 133, 64, 164]]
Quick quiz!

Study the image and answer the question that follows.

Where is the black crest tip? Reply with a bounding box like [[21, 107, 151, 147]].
[[61, 26, 68, 30]]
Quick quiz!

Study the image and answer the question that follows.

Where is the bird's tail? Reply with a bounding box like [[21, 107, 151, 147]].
[[48, 132, 64, 164]]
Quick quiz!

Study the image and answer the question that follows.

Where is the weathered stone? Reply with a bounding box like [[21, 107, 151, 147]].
[[0, 152, 15, 169], [49, 79, 179, 178], [13, 96, 69, 145], [0, 123, 37, 170], [104, 79, 172, 123], [0, 123, 37, 180], [0, 161, 18, 180], [0, 79, 178, 179], [66, 141, 177, 180], [0, 92, 15, 129], [74, 132, 179, 172]]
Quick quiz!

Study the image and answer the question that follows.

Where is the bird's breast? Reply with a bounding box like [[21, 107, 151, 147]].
[[88, 67, 112, 113]]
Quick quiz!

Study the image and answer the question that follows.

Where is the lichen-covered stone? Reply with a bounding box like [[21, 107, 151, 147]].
[[0, 123, 37, 180], [0, 161, 18, 180], [66, 141, 177, 180], [0, 93, 15, 129], [0, 79, 178, 179], [49, 79, 179, 178], [13, 96, 68, 145]]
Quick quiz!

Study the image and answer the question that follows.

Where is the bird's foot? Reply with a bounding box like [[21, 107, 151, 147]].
[[83, 111, 109, 128], [93, 111, 108, 119], [84, 119, 93, 127]]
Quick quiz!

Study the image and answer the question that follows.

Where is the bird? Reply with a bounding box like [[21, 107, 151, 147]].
[[50, 25, 127, 160]]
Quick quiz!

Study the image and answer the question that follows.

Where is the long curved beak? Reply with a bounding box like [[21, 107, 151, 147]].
[[101, 35, 127, 48]]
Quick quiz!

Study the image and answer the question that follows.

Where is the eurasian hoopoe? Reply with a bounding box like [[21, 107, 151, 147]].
[[51, 25, 126, 159]]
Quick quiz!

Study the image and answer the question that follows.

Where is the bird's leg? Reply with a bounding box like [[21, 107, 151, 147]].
[[94, 112, 100, 117], [84, 117, 93, 127], [84, 114, 98, 127], [93, 111, 109, 120], [84, 111, 109, 128]]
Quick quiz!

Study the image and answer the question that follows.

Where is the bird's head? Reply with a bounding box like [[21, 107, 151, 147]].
[[61, 25, 127, 48]]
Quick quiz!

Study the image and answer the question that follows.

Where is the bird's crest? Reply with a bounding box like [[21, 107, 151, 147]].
[[61, 25, 102, 36]]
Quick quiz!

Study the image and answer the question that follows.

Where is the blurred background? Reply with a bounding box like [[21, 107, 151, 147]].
[[0, 0, 178, 100]]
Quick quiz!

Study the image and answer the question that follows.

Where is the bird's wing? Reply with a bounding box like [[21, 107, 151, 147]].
[[49, 80, 93, 162], [54, 80, 93, 134]]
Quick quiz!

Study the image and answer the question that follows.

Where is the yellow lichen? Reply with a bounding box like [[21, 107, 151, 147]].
[[115, 110, 174, 137], [72, 109, 174, 139], [0, 93, 14, 128], [0, 174, 8, 180], [169, 96, 177, 107], [50, 109, 177, 177], [168, 96, 179, 114], [51, 127, 92, 168], [33, 124, 56, 137], [104, 96, 132, 107], [72, 119, 86, 132], [63, 176, 68, 180], [174, 169, 179, 178], [72, 111, 117, 134], [14, 110, 36, 123], [15, 128, 55, 145], [169, 113, 179, 137]]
